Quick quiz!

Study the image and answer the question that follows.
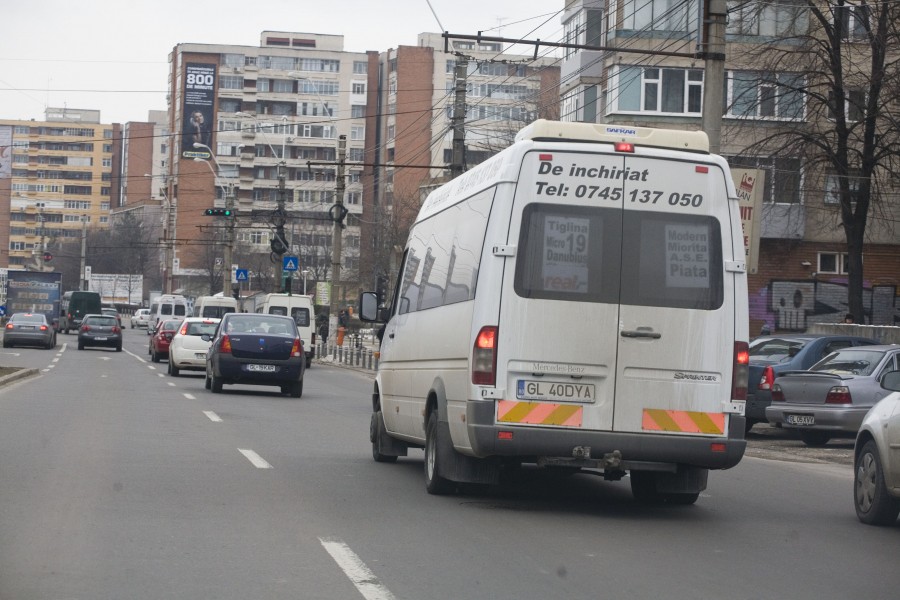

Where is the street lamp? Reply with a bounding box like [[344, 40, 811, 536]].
[[193, 144, 237, 296]]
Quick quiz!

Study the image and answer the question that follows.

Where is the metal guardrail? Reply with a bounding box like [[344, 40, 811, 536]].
[[315, 341, 379, 371]]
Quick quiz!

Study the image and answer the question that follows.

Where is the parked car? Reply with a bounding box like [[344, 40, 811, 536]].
[[149, 318, 183, 363], [77, 314, 122, 351], [766, 345, 900, 446], [853, 370, 900, 525], [746, 334, 879, 432], [2, 313, 56, 349], [205, 313, 305, 397], [167, 317, 221, 376], [131, 308, 151, 329]]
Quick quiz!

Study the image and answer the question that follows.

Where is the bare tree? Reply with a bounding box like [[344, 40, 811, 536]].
[[726, 0, 900, 321]]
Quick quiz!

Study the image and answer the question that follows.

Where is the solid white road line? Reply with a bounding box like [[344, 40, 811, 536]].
[[319, 537, 398, 600], [203, 411, 222, 422], [238, 448, 272, 469]]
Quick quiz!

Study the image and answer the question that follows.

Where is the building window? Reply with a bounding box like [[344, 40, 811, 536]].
[[824, 172, 863, 206], [346, 192, 361, 205], [833, 3, 870, 40], [351, 105, 366, 118], [616, 66, 703, 115], [828, 88, 866, 122], [727, 71, 805, 120], [818, 252, 850, 274], [727, 155, 803, 204], [621, 0, 699, 33], [351, 126, 365, 141], [219, 75, 243, 90], [352, 82, 366, 95], [726, 0, 808, 37], [353, 61, 368, 74]]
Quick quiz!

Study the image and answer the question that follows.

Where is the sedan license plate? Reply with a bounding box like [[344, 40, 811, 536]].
[[786, 414, 815, 426], [94, 336, 107, 341], [517, 379, 595, 403], [247, 364, 276, 373], [195, 353, 207, 359]]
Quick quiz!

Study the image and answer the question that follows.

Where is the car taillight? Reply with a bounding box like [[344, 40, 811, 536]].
[[826, 386, 852, 404], [4, 323, 12, 330], [732, 341, 749, 401], [291, 338, 302, 357], [311, 332, 317, 345], [40, 325, 48, 331], [81, 325, 90, 332], [179, 324, 189, 335], [771, 383, 785, 402], [220, 334, 232, 354], [758, 366, 775, 391], [472, 326, 498, 386], [112, 326, 121, 334]]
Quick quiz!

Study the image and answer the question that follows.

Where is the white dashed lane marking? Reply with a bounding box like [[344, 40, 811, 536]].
[[238, 449, 272, 469]]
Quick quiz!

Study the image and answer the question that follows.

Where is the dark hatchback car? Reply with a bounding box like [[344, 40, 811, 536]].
[[745, 334, 879, 431], [77, 314, 122, 351], [3, 313, 57, 349], [205, 313, 305, 397]]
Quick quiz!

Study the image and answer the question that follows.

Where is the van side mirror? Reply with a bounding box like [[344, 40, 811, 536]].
[[358, 292, 382, 322], [882, 370, 900, 392]]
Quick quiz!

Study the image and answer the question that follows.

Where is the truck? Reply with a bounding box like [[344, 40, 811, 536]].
[[4, 270, 63, 329]]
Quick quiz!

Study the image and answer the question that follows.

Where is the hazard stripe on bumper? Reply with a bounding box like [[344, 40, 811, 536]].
[[497, 400, 583, 427], [642, 409, 725, 435]]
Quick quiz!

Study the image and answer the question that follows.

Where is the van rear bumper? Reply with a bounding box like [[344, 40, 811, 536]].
[[466, 400, 745, 470]]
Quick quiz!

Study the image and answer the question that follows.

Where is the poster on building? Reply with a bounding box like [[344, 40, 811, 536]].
[[731, 168, 764, 274], [181, 63, 217, 159], [541, 215, 590, 293], [0, 126, 12, 178], [88, 273, 143, 305]]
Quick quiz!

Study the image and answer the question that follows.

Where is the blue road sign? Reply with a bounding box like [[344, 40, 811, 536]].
[[0, 306, 5, 317], [235, 269, 249, 282], [282, 256, 299, 272]]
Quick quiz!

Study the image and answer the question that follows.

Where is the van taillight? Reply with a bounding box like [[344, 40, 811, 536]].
[[758, 366, 775, 391], [472, 326, 498, 386], [291, 338, 302, 357], [614, 142, 635, 153], [220, 334, 232, 354], [826, 386, 852, 404], [732, 341, 749, 401]]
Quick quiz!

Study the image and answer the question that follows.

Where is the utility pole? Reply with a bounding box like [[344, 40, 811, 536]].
[[700, 0, 727, 154], [222, 184, 236, 297], [329, 135, 347, 339], [273, 160, 288, 292], [451, 56, 468, 179], [79, 217, 87, 291]]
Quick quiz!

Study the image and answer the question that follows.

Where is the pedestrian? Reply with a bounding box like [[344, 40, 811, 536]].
[[844, 313, 855, 324]]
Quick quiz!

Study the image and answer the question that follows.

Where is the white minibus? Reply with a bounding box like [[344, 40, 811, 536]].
[[360, 120, 750, 503], [258, 293, 315, 367]]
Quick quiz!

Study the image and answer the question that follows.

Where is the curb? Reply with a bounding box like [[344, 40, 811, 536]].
[[0, 368, 39, 387]]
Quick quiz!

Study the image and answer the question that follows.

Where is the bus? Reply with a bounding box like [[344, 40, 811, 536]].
[[59, 290, 102, 334]]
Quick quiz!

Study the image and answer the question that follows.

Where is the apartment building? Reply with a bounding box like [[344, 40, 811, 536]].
[[165, 32, 368, 298], [361, 33, 560, 288], [558, 0, 900, 331], [0, 108, 116, 281]]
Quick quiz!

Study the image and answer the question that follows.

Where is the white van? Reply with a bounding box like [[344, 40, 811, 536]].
[[193, 295, 238, 319], [359, 120, 750, 503], [147, 294, 189, 332], [258, 293, 315, 367]]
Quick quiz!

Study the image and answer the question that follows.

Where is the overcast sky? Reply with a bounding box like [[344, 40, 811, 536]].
[[0, 0, 565, 124]]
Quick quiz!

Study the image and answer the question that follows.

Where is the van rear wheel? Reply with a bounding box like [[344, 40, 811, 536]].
[[424, 411, 454, 495], [630, 471, 700, 505]]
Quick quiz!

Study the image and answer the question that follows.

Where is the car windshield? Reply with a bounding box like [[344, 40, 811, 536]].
[[11, 314, 44, 324], [749, 338, 806, 360], [87, 316, 117, 327], [225, 316, 293, 335], [810, 349, 886, 376]]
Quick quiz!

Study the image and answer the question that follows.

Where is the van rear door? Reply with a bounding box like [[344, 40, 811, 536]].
[[496, 147, 736, 437]]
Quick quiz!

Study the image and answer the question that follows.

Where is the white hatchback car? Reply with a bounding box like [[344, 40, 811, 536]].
[[854, 370, 900, 525], [167, 317, 221, 376], [131, 308, 151, 329]]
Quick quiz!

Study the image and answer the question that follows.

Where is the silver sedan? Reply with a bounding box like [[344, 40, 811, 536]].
[[2, 313, 57, 349], [766, 345, 900, 446], [854, 370, 900, 525]]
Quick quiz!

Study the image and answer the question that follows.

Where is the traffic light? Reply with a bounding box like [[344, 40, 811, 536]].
[[204, 208, 233, 217]]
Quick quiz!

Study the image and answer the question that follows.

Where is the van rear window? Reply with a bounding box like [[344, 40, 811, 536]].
[[514, 204, 723, 310]]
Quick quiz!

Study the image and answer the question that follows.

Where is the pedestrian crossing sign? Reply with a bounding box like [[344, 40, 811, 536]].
[[283, 256, 299, 271]]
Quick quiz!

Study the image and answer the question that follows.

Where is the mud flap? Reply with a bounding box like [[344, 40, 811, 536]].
[[371, 411, 408, 457], [435, 420, 500, 485]]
